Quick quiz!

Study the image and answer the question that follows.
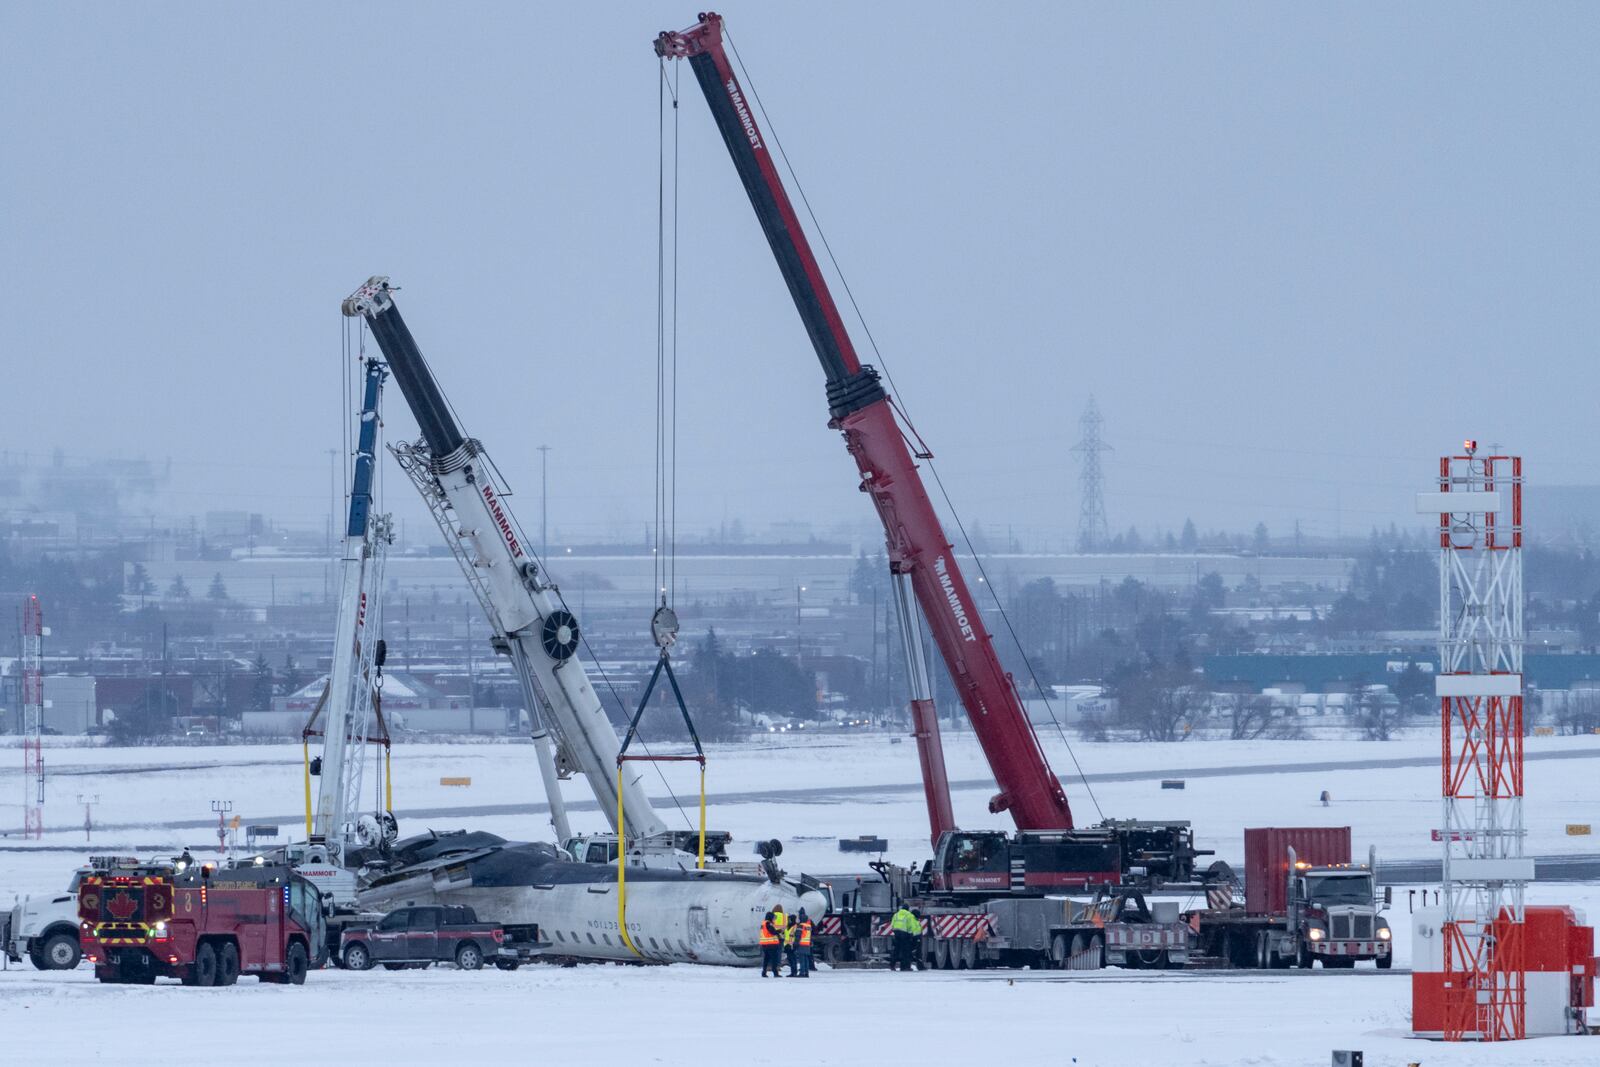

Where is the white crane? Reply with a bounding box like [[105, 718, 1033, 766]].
[[302, 355, 397, 865], [343, 277, 665, 846]]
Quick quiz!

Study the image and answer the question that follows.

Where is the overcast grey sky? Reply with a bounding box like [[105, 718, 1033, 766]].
[[2, 3, 1595, 548]]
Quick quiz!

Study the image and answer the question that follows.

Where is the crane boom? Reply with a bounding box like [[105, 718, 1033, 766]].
[[310, 356, 392, 857], [342, 278, 667, 843], [657, 12, 1073, 831]]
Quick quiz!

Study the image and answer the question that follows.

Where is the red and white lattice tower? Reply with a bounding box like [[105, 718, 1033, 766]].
[[1427, 444, 1529, 1041], [21, 595, 45, 840]]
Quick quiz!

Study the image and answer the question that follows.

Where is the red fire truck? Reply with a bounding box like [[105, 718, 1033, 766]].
[[79, 859, 326, 986]]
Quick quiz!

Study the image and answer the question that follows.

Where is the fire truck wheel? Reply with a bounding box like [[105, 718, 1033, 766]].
[[343, 943, 373, 971], [455, 943, 484, 971], [40, 933, 81, 971], [191, 942, 219, 987], [1376, 953, 1393, 970], [285, 942, 309, 985], [217, 942, 240, 986]]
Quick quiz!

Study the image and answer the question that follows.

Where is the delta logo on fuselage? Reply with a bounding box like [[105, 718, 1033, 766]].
[[481, 485, 525, 560], [933, 556, 976, 642], [725, 79, 762, 151]]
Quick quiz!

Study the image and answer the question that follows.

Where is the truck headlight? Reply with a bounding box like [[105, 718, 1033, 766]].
[[1308, 928, 1324, 941], [1377, 927, 1391, 940]]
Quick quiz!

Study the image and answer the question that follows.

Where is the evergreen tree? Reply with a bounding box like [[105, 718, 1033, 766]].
[[1179, 519, 1198, 551], [167, 573, 190, 599], [250, 654, 274, 711], [129, 562, 156, 597], [207, 572, 229, 601], [281, 653, 303, 695]]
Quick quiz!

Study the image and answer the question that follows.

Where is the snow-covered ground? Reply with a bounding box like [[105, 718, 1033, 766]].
[[3, 732, 1598, 893], [1, 733, 1596, 1064], [3, 888, 1598, 1067]]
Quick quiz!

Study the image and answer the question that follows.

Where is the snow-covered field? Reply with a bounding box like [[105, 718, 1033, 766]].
[[4, 889, 1599, 1067], [2, 733, 1597, 1064], [4, 732, 1598, 893]]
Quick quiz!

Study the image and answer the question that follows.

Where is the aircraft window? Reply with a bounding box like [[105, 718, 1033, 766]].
[[554, 930, 564, 942], [586, 933, 597, 945], [602, 934, 612, 945], [649, 938, 659, 950]]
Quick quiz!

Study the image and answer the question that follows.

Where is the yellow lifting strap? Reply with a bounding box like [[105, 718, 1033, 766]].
[[302, 740, 313, 839], [697, 765, 707, 870], [384, 746, 393, 812], [616, 766, 641, 957]]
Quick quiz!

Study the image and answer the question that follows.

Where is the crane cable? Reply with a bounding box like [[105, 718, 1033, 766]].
[[724, 31, 1103, 821], [381, 258, 696, 836], [655, 58, 680, 608]]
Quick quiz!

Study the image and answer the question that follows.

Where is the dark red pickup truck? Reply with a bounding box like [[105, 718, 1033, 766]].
[[340, 905, 512, 971]]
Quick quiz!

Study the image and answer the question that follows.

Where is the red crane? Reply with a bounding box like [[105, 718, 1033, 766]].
[[656, 12, 1074, 838]]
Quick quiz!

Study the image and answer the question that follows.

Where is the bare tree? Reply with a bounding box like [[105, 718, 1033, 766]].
[[1229, 694, 1276, 740], [1353, 685, 1407, 741], [1115, 665, 1210, 742], [1557, 688, 1600, 736]]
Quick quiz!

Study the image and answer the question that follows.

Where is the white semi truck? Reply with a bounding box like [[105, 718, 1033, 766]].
[[5, 865, 90, 970]]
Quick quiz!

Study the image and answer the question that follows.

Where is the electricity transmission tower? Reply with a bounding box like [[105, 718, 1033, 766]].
[[1072, 396, 1111, 551]]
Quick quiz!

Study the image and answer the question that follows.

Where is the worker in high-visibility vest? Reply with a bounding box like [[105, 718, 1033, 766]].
[[889, 904, 922, 972], [794, 910, 815, 977], [759, 912, 782, 977], [783, 912, 800, 976]]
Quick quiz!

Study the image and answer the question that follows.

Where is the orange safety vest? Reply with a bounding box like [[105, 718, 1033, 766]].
[[797, 920, 813, 948], [759, 921, 780, 947]]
